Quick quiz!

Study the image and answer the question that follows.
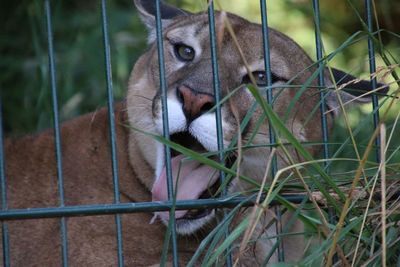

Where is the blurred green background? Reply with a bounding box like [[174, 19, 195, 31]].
[[1, 0, 399, 168]]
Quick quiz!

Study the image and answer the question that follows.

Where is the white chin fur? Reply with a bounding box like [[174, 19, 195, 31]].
[[159, 210, 216, 235]]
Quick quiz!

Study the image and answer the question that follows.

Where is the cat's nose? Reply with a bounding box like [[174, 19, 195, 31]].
[[176, 85, 215, 122]]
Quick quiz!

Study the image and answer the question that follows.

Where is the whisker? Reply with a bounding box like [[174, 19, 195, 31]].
[[126, 105, 151, 110], [130, 94, 152, 102]]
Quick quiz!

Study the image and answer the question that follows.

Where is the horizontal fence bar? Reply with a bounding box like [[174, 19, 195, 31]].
[[0, 195, 306, 221]]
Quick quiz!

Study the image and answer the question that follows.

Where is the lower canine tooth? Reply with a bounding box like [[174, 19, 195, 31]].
[[149, 214, 158, 224]]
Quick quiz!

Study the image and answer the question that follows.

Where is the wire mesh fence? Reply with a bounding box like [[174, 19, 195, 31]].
[[1, 0, 397, 266]]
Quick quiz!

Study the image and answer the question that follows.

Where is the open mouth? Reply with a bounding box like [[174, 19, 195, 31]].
[[170, 132, 205, 157], [152, 131, 235, 223]]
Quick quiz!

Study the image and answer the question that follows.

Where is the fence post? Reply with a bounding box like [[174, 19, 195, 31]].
[[0, 95, 10, 267], [154, 1, 180, 266], [259, 0, 285, 262], [207, 1, 232, 265], [365, 0, 380, 162], [100, 0, 125, 265], [311, 0, 338, 263], [44, 0, 69, 265]]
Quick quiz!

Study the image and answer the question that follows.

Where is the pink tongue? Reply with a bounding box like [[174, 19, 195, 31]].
[[151, 154, 218, 220]]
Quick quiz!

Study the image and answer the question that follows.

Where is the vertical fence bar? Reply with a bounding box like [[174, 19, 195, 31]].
[[311, 0, 338, 264], [364, 12, 382, 267], [44, 1, 69, 266], [154, 1, 179, 266], [207, 2, 232, 266], [100, 0, 124, 266], [0, 96, 10, 266], [259, 0, 284, 262], [312, 0, 329, 162], [365, 0, 380, 162]]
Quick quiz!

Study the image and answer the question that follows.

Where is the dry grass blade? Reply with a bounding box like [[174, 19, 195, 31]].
[[228, 85, 243, 185], [277, 144, 350, 266], [380, 124, 387, 267], [234, 148, 276, 266], [326, 124, 381, 266], [325, 66, 366, 182]]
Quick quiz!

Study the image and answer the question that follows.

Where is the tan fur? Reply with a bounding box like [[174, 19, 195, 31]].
[[4, 103, 201, 266], [2, 1, 376, 266]]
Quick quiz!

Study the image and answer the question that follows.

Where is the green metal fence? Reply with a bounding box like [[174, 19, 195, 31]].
[[0, 0, 382, 266]]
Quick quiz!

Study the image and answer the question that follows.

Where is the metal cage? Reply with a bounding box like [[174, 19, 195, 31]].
[[0, 0, 383, 266]]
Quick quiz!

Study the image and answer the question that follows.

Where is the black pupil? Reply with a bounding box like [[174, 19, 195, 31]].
[[241, 71, 280, 86], [179, 45, 194, 60], [256, 72, 266, 84]]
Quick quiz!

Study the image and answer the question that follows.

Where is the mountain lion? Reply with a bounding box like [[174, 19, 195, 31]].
[[2, 0, 386, 266]]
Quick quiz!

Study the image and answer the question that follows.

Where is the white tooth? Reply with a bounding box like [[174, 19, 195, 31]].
[[149, 213, 158, 225], [154, 143, 165, 181]]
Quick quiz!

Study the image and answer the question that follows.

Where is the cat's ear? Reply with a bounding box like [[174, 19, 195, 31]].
[[134, 0, 190, 43], [325, 68, 389, 115]]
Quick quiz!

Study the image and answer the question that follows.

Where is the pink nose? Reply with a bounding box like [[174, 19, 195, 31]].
[[177, 85, 215, 121]]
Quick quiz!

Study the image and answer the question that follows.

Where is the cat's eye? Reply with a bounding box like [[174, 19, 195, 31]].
[[241, 71, 279, 86], [174, 43, 195, 62]]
